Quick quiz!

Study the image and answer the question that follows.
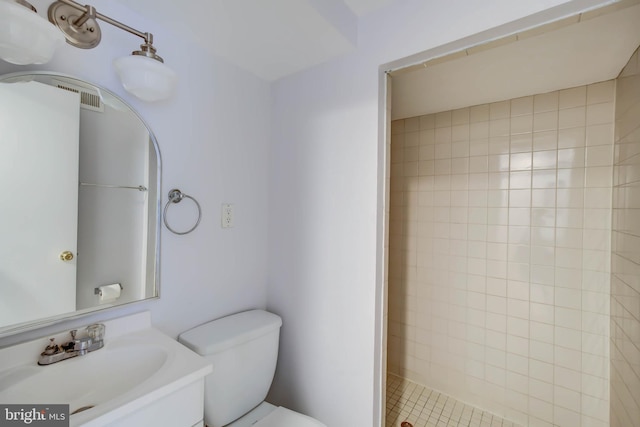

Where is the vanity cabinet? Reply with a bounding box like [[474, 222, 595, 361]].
[[104, 379, 205, 427]]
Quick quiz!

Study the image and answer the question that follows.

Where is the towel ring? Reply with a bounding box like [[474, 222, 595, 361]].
[[163, 189, 202, 235]]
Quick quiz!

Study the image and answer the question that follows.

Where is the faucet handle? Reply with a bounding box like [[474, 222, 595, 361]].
[[74, 336, 92, 353], [70, 329, 78, 340], [42, 338, 61, 355], [86, 323, 105, 341]]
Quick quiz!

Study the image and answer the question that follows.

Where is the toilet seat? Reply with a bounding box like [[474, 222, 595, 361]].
[[253, 407, 325, 427]]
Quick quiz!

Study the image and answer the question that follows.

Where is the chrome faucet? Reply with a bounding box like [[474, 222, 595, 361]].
[[38, 323, 105, 365]]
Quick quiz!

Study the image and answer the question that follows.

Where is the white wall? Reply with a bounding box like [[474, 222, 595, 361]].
[[266, 1, 613, 426], [0, 0, 270, 346]]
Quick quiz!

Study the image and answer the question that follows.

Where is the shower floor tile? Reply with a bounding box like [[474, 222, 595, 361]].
[[386, 375, 520, 427]]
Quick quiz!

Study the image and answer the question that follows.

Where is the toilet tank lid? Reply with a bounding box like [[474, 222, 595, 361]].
[[178, 309, 282, 356]]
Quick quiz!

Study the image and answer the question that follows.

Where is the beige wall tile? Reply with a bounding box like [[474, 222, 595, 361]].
[[559, 86, 587, 109], [389, 80, 617, 424], [611, 46, 640, 427]]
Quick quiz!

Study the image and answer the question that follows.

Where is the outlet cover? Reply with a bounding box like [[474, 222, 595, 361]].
[[221, 204, 234, 228]]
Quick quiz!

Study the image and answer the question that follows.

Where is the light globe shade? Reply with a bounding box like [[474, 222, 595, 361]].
[[113, 55, 177, 102], [0, 0, 64, 65]]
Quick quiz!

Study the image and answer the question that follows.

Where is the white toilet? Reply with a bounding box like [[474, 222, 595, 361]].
[[178, 309, 326, 427]]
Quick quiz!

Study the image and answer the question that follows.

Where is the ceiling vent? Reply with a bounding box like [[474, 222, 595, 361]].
[[53, 79, 104, 112]]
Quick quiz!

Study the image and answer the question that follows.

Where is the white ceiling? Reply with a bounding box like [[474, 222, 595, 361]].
[[118, 1, 640, 112], [342, 0, 397, 16], [391, 4, 640, 119], [119, 0, 398, 81]]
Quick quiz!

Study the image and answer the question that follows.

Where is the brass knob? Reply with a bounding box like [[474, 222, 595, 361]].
[[60, 251, 74, 262]]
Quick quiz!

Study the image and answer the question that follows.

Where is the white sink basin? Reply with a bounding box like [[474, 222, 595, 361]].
[[0, 344, 167, 411], [0, 312, 212, 426]]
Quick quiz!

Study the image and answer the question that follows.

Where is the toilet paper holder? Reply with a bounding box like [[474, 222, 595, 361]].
[[94, 283, 123, 296]]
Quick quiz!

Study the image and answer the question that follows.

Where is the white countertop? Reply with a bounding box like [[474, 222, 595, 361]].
[[0, 312, 213, 426]]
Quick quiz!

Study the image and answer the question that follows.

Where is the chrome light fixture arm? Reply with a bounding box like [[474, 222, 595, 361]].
[[48, 0, 163, 61], [1, 0, 176, 101], [14, 0, 36, 12]]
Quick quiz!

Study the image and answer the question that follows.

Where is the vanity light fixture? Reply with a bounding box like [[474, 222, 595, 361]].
[[0, 0, 176, 101], [47, 0, 177, 102], [0, 0, 64, 65]]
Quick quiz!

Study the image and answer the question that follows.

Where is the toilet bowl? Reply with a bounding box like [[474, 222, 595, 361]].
[[178, 309, 326, 427]]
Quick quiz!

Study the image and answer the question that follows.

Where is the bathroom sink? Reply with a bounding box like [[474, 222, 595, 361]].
[[0, 312, 212, 426], [0, 344, 167, 411]]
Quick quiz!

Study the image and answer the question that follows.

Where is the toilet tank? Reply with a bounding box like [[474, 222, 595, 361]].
[[178, 310, 283, 427]]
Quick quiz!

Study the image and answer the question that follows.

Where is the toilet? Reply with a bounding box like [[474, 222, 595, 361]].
[[178, 309, 326, 427]]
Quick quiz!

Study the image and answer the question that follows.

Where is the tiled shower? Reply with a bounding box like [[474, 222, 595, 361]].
[[387, 48, 640, 427], [610, 49, 640, 426]]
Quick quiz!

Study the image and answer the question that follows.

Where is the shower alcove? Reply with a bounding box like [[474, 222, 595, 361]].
[[385, 2, 640, 426]]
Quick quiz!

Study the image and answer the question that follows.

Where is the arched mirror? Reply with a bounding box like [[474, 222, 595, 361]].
[[0, 72, 161, 337]]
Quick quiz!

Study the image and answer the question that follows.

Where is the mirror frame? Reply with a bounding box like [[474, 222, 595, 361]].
[[0, 71, 162, 338]]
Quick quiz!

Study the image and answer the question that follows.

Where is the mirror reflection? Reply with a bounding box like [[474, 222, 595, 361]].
[[0, 72, 160, 336]]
